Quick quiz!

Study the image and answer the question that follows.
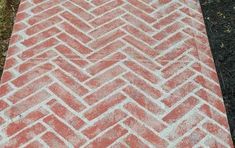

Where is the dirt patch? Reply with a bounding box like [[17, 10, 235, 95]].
[[0, 0, 20, 77]]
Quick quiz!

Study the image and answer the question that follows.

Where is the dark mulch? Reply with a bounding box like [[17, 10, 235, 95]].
[[199, 0, 235, 144], [0, 0, 20, 77]]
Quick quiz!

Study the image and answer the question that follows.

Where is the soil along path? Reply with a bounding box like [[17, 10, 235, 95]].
[[0, 0, 233, 147]]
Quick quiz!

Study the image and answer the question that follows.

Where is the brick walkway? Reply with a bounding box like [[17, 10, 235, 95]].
[[0, 0, 233, 147]]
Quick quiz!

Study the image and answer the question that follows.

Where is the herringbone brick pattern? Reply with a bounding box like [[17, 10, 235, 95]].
[[0, 0, 233, 147]]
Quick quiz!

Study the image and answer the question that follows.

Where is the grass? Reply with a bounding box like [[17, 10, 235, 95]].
[[0, 0, 20, 77]]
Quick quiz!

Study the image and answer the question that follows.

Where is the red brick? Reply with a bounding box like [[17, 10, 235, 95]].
[[162, 82, 197, 107], [92, 0, 124, 15], [203, 122, 233, 147], [161, 56, 192, 78], [123, 25, 156, 46], [0, 100, 9, 111], [49, 83, 86, 112], [57, 33, 92, 55], [190, 50, 215, 70], [63, 1, 93, 21], [12, 63, 54, 87], [89, 19, 125, 38], [199, 104, 229, 129], [7, 45, 19, 57], [153, 2, 181, 19], [82, 109, 127, 139], [124, 102, 166, 132], [163, 96, 199, 124], [127, 0, 154, 13], [86, 125, 128, 147], [84, 79, 125, 105], [167, 113, 204, 141], [123, 47, 161, 71], [5, 90, 50, 118], [61, 11, 91, 32], [2, 123, 46, 147], [91, 0, 110, 6], [163, 69, 194, 91], [89, 30, 125, 49], [124, 61, 159, 84], [31, 0, 63, 14], [153, 21, 183, 41], [4, 57, 17, 69], [204, 137, 227, 148], [21, 27, 60, 47], [91, 9, 125, 27], [181, 17, 205, 34], [8, 76, 52, 103], [32, 0, 44, 4], [4, 108, 48, 136], [86, 65, 126, 89], [123, 86, 164, 115], [87, 40, 125, 63], [41, 132, 67, 148], [194, 75, 222, 97], [48, 99, 85, 130], [13, 22, 28, 32], [53, 56, 89, 82], [9, 34, 22, 45], [15, 12, 30, 22], [1, 71, 13, 83], [124, 134, 148, 148], [18, 51, 57, 74], [123, 35, 157, 57], [154, 32, 187, 54], [0, 117, 4, 125], [122, 14, 155, 34], [55, 45, 88, 68], [53, 69, 88, 96], [123, 4, 155, 23], [124, 117, 168, 147], [154, 11, 181, 29], [192, 63, 218, 84], [71, 0, 93, 10], [44, 115, 86, 147], [87, 52, 126, 75], [26, 16, 62, 35], [84, 93, 126, 120], [28, 6, 62, 25], [110, 143, 127, 148], [176, 128, 206, 148], [59, 22, 91, 43], [183, 28, 208, 44], [19, 38, 58, 61], [196, 89, 225, 113], [151, 0, 171, 8], [24, 140, 44, 148], [0, 84, 12, 98], [17, 1, 33, 12], [124, 72, 162, 99]]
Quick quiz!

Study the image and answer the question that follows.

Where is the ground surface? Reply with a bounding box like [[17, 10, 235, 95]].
[[199, 0, 235, 143], [0, 0, 20, 76], [0, 0, 233, 147]]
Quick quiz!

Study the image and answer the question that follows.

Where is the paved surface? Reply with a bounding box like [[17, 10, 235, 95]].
[[0, 0, 233, 147]]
